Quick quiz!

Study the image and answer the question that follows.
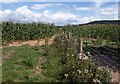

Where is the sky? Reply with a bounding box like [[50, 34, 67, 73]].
[[0, 0, 119, 26], [118, 2, 120, 20]]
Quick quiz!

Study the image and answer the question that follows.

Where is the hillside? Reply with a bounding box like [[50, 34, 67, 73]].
[[85, 20, 120, 25], [57, 20, 120, 27]]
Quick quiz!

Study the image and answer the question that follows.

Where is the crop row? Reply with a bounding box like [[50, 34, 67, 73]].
[[1, 22, 57, 45]]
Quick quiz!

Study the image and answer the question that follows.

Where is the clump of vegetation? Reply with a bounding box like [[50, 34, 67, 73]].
[[44, 33, 111, 83], [1, 22, 57, 45], [63, 24, 120, 47]]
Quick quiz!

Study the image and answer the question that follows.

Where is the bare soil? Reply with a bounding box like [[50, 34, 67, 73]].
[[0, 35, 55, 48]]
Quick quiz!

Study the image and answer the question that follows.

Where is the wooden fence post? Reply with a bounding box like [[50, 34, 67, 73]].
[[78, 37, 83, 60], [80, 38, 83, 55]]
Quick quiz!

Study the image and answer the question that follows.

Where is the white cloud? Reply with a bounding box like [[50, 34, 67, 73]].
[[90, 0, 115, 8], [80, 16, 100, 23], [1, 5, 97, 25], [1, 5, 37, 22], [31, 3, 63, 10], [90, 0, 118, 19], [100, 7, 117, 15], [91, 0, 104, 7], [0, 10, 3, 22], [1, 9, 12, 21], [39, 10, 80, 25], [50, 12, 79, 24], [73, 5, 93, 11], [0, 5, 80, 25], [16, 6, 33, 16], [1, 4, 117, 26], [31, 4, 52, 10], [74, 7, 93, 11]]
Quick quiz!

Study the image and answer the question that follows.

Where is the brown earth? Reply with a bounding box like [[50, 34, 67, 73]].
[[0, 35, 55, 48]]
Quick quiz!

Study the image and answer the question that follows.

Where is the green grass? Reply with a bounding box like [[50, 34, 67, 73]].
[[0, 48, 2, 83], [43, 44, 63, 82], [2, 45, 46, 82], [2, 42, 68, 82], [2, 39, 111, 82], [0, 65, 2, 83], [2, 44, 64, 82]]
